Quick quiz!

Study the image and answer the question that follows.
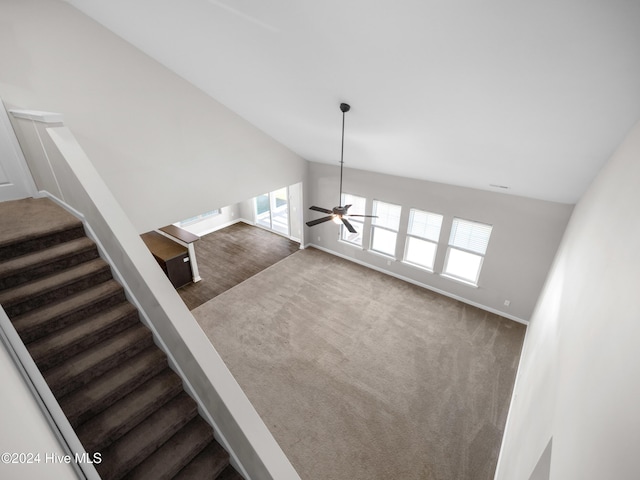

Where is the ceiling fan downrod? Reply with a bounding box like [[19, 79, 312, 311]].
[[338, 102, 350, 207]]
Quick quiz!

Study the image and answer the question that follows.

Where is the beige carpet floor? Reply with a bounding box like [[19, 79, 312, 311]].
[[193, 248, 525, 480]]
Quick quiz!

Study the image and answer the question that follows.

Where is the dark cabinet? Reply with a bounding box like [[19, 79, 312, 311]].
[[141, 231, 191, 288]]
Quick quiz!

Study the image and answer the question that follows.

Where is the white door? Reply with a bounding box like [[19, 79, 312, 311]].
[[0, 99, 36, 202]]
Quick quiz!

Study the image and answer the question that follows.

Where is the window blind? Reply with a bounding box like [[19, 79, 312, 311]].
[[372, 201, 401, 230], [408, 209, 443, 242], [342, 193, 366, 213], [449, 218, 492, 255]]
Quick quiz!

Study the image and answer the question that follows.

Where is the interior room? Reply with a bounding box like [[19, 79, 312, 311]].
[[1, 1, 639, 479]]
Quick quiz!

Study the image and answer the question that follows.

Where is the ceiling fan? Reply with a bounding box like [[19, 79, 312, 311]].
[[306, 103, 376, 233]]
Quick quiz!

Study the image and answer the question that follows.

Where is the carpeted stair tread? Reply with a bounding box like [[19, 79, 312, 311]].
[[126, 418, 217, 480], [0, 197, 81, 246], [60, 346, 168, 428], [27, 301, 139, 370], [0, 257, 112, 317], [216, 465, 244, 480], [76, 368, 184, 453], [0, 197, 84, 260], [173, 441, 231, 480], [0, 236, 98, 289], [96, 392, 199, 480], [44, 323, 153, 398], [11, 279, 125, 343]]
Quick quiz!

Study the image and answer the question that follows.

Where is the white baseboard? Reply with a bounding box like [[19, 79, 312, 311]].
[[240, 219, 301, 243], [306, 243, 529, 325], [197, 218, 295, 241]]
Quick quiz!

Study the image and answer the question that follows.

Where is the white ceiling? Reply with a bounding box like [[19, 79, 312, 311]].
[[64, 0, 640, 204]]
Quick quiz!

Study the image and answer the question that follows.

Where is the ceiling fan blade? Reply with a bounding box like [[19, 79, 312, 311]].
[[346, 214, 378, 218], [309, 206, 333, 214], [342, 218, 357, 233], [343, 204, 352, 210], [306, 216, 334, 227]]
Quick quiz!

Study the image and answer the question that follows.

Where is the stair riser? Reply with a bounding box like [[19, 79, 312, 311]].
[[4, 266, 113, 317], [0, 225, 85, 262], [63, 351, 168, 428], [218, 465, 244, 480], [158, 428, 216, 480], [130, 420, 217, 480], [98, 401, 199, 480], [30, 308, 140, 371], [0, 247, 100, 290], [80, 376, 185, 453], [207, 451, 230, 480], [46, 331, 155, 398], [173, 443, 230, 480], [16, 287, 127, 343]]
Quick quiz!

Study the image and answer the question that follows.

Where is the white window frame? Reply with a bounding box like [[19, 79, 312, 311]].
[[370, 200, 402, 258], [443, 217, 493, 286], [339, 193, 366, 247], [402, 208, 443, 271]]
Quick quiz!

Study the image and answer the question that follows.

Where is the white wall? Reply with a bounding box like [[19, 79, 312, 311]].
[[306, 162, 573, 321], [0, 0, 306, 233], [495, 120, 640, 479]]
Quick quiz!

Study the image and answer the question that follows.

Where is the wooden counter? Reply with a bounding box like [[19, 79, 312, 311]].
[[158, 224, 200, 244], [141, 231, 191, 288]]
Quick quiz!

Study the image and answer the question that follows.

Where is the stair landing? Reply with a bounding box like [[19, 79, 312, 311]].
[[0, 197, 80, 246]]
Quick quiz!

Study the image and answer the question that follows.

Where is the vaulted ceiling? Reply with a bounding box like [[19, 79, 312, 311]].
[[63, 0, 640, 204]]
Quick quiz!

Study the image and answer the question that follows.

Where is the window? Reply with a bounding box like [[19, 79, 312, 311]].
[[443, 218, 493, 285], [403, 209, 443, 270], [340, 193, 366, 246], [370, 200, 401, 257], [178, 209, 221, 227]]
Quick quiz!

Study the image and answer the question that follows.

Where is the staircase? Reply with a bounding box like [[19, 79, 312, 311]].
[[0, 197, 243, 480]]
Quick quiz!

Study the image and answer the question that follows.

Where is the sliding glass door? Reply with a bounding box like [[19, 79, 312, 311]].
[[256, 193, 271, 229], [255, 187, 289, 236]]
